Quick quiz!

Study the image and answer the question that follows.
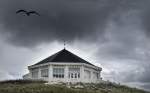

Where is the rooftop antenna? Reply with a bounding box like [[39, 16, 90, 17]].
[[64, 40, 66, 49]]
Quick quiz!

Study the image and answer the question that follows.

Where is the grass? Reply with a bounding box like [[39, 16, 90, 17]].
[[0, 79, 149, 93]]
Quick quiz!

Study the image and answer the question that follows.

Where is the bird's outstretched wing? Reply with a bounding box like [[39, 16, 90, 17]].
[[16, 10, 27, 14], [28, 11, 40, 16]]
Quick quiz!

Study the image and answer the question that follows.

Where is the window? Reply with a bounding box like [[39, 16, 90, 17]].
[[68, 67, 80, 79], [84, 70, 91, 79], [32, 71, 38, 79], [31, 68, 39, 79], [78, 73, 80, 78], [97, 73, 99, 79], [93, 72, 99, 79], [75, 73, 77, 78], [53, 68, 64, 78], [41, 69, 48, 77], [71, 73, 73, 78]]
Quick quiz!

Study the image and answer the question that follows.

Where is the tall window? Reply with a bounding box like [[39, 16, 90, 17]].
[[41, 69, 49, 77], [31, 68, 39, 79], [69, 67, 80, 79], [53, 68, 64, 78]]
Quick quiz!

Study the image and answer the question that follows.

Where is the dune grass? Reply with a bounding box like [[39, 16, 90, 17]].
[[0, 79, 149, 93]]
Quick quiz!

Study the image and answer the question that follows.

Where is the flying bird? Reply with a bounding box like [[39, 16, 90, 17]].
[[16, 10, 40, 16]]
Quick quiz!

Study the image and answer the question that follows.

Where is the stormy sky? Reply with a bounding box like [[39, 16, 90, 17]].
[[0, 0, 150, 91]]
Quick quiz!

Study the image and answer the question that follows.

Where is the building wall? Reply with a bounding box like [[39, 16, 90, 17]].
[[28, 63, 102, 83], [82, 66, 101, 83]]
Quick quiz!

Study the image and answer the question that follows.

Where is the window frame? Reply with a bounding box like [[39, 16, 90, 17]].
[[68, 67, 80, 79], [53, 67, 65, 78], [31, 68, 39, 79], [41, 68, 49, 77]]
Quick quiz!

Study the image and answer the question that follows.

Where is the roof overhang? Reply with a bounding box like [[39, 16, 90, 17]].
[[28, 62, 102, 71]]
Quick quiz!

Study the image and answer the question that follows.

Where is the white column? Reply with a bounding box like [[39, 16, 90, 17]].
[[90, 70, 93, 83], [81, 65, 84, 82], [65, 65, 68, 82], [38, 68, 41, 79], [49, 65, 53, 82]]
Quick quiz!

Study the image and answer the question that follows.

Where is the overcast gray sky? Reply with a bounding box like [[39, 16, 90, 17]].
[[0, 0, 150, 91]]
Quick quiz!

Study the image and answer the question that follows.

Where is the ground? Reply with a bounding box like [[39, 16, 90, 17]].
[[0, 80, 149, 93]]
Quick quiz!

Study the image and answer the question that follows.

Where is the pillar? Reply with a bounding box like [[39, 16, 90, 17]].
[[81, 65, 84, 82], [65, 65, 68, 82], [49, 65, 53, 81], [38, 68, 41, 79]]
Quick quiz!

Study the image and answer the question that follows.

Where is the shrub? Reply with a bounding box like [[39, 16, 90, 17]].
[[0, 79, 47, 84]]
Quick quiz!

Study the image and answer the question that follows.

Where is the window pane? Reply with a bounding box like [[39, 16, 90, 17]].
[[71, 73, 73, 78], [53, 68, 64, 78], [78, 73, 80, 78], [32, 71, 38, 79], [41, 69, 48, 77], [69, 67, 80, 79], [75, 73, 77, 78]]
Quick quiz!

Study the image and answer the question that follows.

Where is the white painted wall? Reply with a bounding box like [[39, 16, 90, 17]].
[[26, 62, 102, 83]]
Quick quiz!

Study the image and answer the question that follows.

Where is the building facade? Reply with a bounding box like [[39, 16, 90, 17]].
[[24, 49, 102, 83]]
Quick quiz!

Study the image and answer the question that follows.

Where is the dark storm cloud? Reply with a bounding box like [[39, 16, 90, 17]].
[[142, 9, 150, 36], [0, 0, 120, 47], [0, 0, 146, 47], [138, 0, 150, 37]]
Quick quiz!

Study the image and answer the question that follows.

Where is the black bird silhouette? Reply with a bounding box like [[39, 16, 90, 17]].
[[16, 10, 40, 16]]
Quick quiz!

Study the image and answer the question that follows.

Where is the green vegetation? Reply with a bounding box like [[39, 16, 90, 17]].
[[0, 80, 149, 93]]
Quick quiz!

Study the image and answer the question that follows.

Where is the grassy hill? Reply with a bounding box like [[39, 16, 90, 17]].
[[0, 80, 149, 93]]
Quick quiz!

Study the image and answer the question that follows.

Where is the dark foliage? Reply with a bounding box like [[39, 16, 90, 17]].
[[0, 79, 47, 84]]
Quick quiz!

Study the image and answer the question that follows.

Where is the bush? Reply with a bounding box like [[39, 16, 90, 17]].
[[0, 79, 47, 84]]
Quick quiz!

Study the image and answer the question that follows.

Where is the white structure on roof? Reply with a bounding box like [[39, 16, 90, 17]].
[[23, 49, 102, 83]]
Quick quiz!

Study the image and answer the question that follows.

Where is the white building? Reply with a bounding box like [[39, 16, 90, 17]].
[[24, 48, 102, 83]]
